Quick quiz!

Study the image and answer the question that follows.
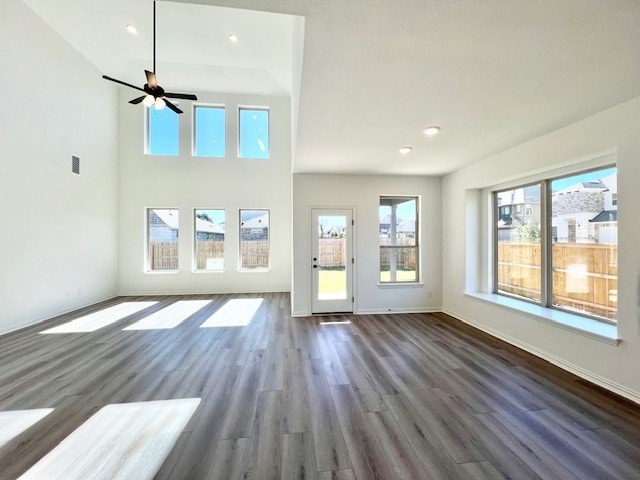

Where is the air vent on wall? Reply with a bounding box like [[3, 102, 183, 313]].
[[72, 156, 80, 175]]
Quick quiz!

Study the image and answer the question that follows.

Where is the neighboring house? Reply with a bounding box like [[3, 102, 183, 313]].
[[195, 217, 225, 241], [241, 212, 269, 240], [552, 177, 617, 244], [150, 210, 225, 242], [379, 216, 416, 243], [149, 210, 179, 242], [496, 185, 541, 241]]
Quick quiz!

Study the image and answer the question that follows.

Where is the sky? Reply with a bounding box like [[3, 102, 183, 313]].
[[149, 105, 269, 158], [196, 209, 225, 224], [551, 167, 616, 192]]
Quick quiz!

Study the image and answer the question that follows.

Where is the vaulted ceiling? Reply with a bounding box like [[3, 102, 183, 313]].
[[22, 0, 640, 175]]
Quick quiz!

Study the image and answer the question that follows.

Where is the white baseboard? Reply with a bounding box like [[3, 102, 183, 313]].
[[0, 294, 117, 338], [357, 307, 442, 315], [118, 289, 290, 296], [442, 308, 640, 406]]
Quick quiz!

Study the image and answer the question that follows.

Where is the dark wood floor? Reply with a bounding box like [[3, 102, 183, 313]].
[[1, 293, 640, 479]]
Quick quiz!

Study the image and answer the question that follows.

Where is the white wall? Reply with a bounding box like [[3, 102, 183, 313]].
[[118, 92, 292, 295], [0, 0, 119, 335], [292, 174, 441, 316], [442, 96, 640, 403]]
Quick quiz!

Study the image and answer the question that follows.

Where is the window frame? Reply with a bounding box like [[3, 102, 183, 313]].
[[492, 164, 617, 324], [492, 180, 544, 306], [238, 106, 270, 159], [192, 104, 226, 158], [145, 104, 180, 156], [238, 208, 271, 271], [379, 195, 420, 284], [193, 208, 226, 272]]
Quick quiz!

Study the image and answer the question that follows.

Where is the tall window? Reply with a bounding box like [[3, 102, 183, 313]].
[[494, 166, 617, 322], [239, 210, 269, 270], [147, 106, 179, 156], [194, 209, 225, 271], [194, 106, 225, 157], [147, 209, 179, 271], [239, 108, 269, 158], [379, 196, 419, 283]]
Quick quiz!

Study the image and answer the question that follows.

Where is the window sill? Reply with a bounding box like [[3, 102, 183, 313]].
[[144, 270, 179, 275], [192, 269, 226, 274], [464, 292, 619, 345], [238, 269, 271, 273], [378, 282, 424, 289]]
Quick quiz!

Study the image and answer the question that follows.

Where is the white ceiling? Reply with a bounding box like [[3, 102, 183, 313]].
[[22, 0, 294, 96], [21, 0, 640, 176]]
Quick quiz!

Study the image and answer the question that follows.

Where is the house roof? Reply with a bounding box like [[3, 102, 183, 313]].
[[154, 210, 225, 234], [241, 213, 269, 229], [196, 217, 225, 235], [590, 210, 618, 223]]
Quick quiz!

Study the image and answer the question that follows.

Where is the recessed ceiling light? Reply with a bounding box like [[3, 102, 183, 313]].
[[126, 24, 138, 35], [399, 146, 412, 155], [423, 126, 441, 137], [228, 33, 239, 43]]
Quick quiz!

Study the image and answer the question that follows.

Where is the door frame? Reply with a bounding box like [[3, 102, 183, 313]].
[[308, 205, 357, 315]]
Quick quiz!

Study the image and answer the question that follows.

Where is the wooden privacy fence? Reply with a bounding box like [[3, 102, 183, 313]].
[[150, 240, 270, 270], [319, 238, 345, 267], [498, 242, 617, 320]]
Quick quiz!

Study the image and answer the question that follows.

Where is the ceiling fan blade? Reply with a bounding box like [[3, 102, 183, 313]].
[[129, 95, 147, 105], [145, 70, 158, 88], [102, 75, 145, 92], [164, 99, 183, 114], [164, 92, 198, 101]]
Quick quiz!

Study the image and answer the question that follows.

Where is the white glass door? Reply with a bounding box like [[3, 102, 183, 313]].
[[311, 209, 354, 314]]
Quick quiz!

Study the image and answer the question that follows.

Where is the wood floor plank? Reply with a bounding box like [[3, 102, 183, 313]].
[[282, 432, 317, 480], [303, 358, 351, 472], [329, 384, 393, 480]]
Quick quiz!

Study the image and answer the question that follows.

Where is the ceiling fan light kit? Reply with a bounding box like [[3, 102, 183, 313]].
[[102, 1, 197, 114]]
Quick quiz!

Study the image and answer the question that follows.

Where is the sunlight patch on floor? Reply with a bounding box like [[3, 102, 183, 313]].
[[18, 398, 200, 480], [0, 409, 54, 448], [40, 302, 158, 334], [199, 298, 264, 328], [123, 300, 212, 330]]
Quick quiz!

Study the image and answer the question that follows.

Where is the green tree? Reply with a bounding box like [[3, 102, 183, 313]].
[[515, 221, 541, 242]]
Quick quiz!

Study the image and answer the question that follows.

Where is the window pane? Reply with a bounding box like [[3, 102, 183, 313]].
[[194, 210, 225, 271], [240, 210, 269, 269], [495, 185, 542, 302], [148, 106, 179, 155], [551, 167, 617, 321], [148, 209, 179, 271], [380, 247, 417, 283], [379, 196, 419, 283], [195, 107, 225, 157], [239, 108, 269, 158]]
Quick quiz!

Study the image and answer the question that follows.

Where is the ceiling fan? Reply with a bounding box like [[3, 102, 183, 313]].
[[102, 0, 197, 114]]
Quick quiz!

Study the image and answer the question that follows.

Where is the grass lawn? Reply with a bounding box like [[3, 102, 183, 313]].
[[318, 270, 416, 295]]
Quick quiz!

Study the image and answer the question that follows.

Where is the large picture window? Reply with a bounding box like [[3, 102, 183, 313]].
[[494, 166, 617, 322], [379, 196, 419, 283], [194, 209, 225, 271], [239, 209, 270, 270], [147, 209, 179, 271]]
